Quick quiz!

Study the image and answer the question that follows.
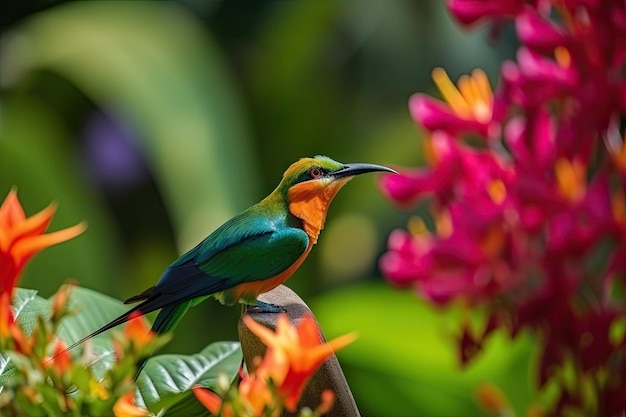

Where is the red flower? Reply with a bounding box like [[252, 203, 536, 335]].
[[0, 189, 85, 340], [0, 189, 85, 298]]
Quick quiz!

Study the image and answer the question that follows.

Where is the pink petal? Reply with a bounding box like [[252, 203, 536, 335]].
[[409, 94, 490, 137], [516, 9, 568, 53], [447, 0, 524, 26]]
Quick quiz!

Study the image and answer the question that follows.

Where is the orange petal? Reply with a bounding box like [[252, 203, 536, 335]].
[[317, 389, 336, 415], [113, 391, 151, 417], [50, 340, 72, 374], [476, 382, 510, 414], [5, 203, 56, 246], [0, 229, 7, 253], [11, 222, 86, 262], [243, 314, 286, 348], [471, 69, 492, 105], [432, 67, 472, 119], [299, 332, 357, 371], [276, 314, 299, 346], [192, 386, 223, 414], [10, 323, 33, 356], [51, 281, 75, 319], [0, 189, 26, 229], [255, 347, 289, 384], [124, 311, 154, 348], [296, 314, 321, 348], [325, 331, 357, 353], [555, 158, 586, 202], [238, 374, 274, 415]]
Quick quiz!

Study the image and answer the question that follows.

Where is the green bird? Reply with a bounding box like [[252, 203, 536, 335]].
[[66, 155, 395, 352]]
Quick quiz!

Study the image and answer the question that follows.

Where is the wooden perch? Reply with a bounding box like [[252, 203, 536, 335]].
[[238, 285, 360, 417]]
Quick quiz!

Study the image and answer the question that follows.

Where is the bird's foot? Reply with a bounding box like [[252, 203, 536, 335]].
[[254, 300, 285, 313]]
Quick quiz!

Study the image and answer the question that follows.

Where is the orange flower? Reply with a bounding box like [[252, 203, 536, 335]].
[[193, 386, 225, 415], [195, 366, 277, 417], [113, 312, 155, 360], [475, 382, 511, 415], [124, 311, 155, 349], [51, 281, 75, 320], [243, 313, 356, 411], [193, 386, 237, 417], [113, 391, 151, 417], [238, 369, 277, 416], [0, 188, 85, 297], [195, 315, 354, 416], [46, 339, 72, 374]]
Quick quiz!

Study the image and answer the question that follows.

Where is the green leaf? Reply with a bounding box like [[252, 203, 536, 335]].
[[11, 288, 49, 334], [56, 286, 127, 344], [1, 286, 128, 384], [2, 286, 240, 415], [0, 288, 50, 385], [136, 341, 242, 416], [56, 286, 130, 377]]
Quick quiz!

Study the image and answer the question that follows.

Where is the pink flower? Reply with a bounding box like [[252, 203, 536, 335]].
[[409, 68, 503, 139], [447, 0, 528, 26], [546, 170, 615, 258], [380, 132, 459, 205], [503, 108, 556, 173], [380, 229, 433, 287], [501, 47, 578, 108], [381, 1, 626, 414], [515, 9, 570, 53]]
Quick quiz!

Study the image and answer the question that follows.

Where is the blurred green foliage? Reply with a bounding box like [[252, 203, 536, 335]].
[[0, 1, 531, 415], [312, 283, 535, 417]]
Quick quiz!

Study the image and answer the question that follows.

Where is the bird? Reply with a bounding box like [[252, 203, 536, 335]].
[[64, 155, 396, 354]]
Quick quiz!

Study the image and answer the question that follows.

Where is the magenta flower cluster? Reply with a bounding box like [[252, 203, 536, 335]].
[[380, 0, 626, 415]]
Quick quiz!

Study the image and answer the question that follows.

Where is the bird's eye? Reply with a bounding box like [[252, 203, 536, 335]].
[[309, 167, 324, 179]]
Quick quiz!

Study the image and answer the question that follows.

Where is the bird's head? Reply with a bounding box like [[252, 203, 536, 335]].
[[275, 155, 396, 241]]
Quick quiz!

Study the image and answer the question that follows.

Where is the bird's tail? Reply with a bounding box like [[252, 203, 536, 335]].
[[63, 303, 147, 353], [55, 294, 196, 377]]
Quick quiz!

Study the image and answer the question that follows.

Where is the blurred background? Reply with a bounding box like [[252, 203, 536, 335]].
[[0, 1, 534, 415]]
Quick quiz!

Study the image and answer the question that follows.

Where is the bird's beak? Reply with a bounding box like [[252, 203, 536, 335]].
[[332, 163, 398, 179]]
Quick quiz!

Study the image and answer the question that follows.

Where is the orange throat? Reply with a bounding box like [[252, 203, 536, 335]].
[[287, 177, 351, 243]]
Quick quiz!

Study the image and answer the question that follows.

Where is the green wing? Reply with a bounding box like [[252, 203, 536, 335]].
[[153, 211, 309, 298], [197, 228, 308, 281]]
